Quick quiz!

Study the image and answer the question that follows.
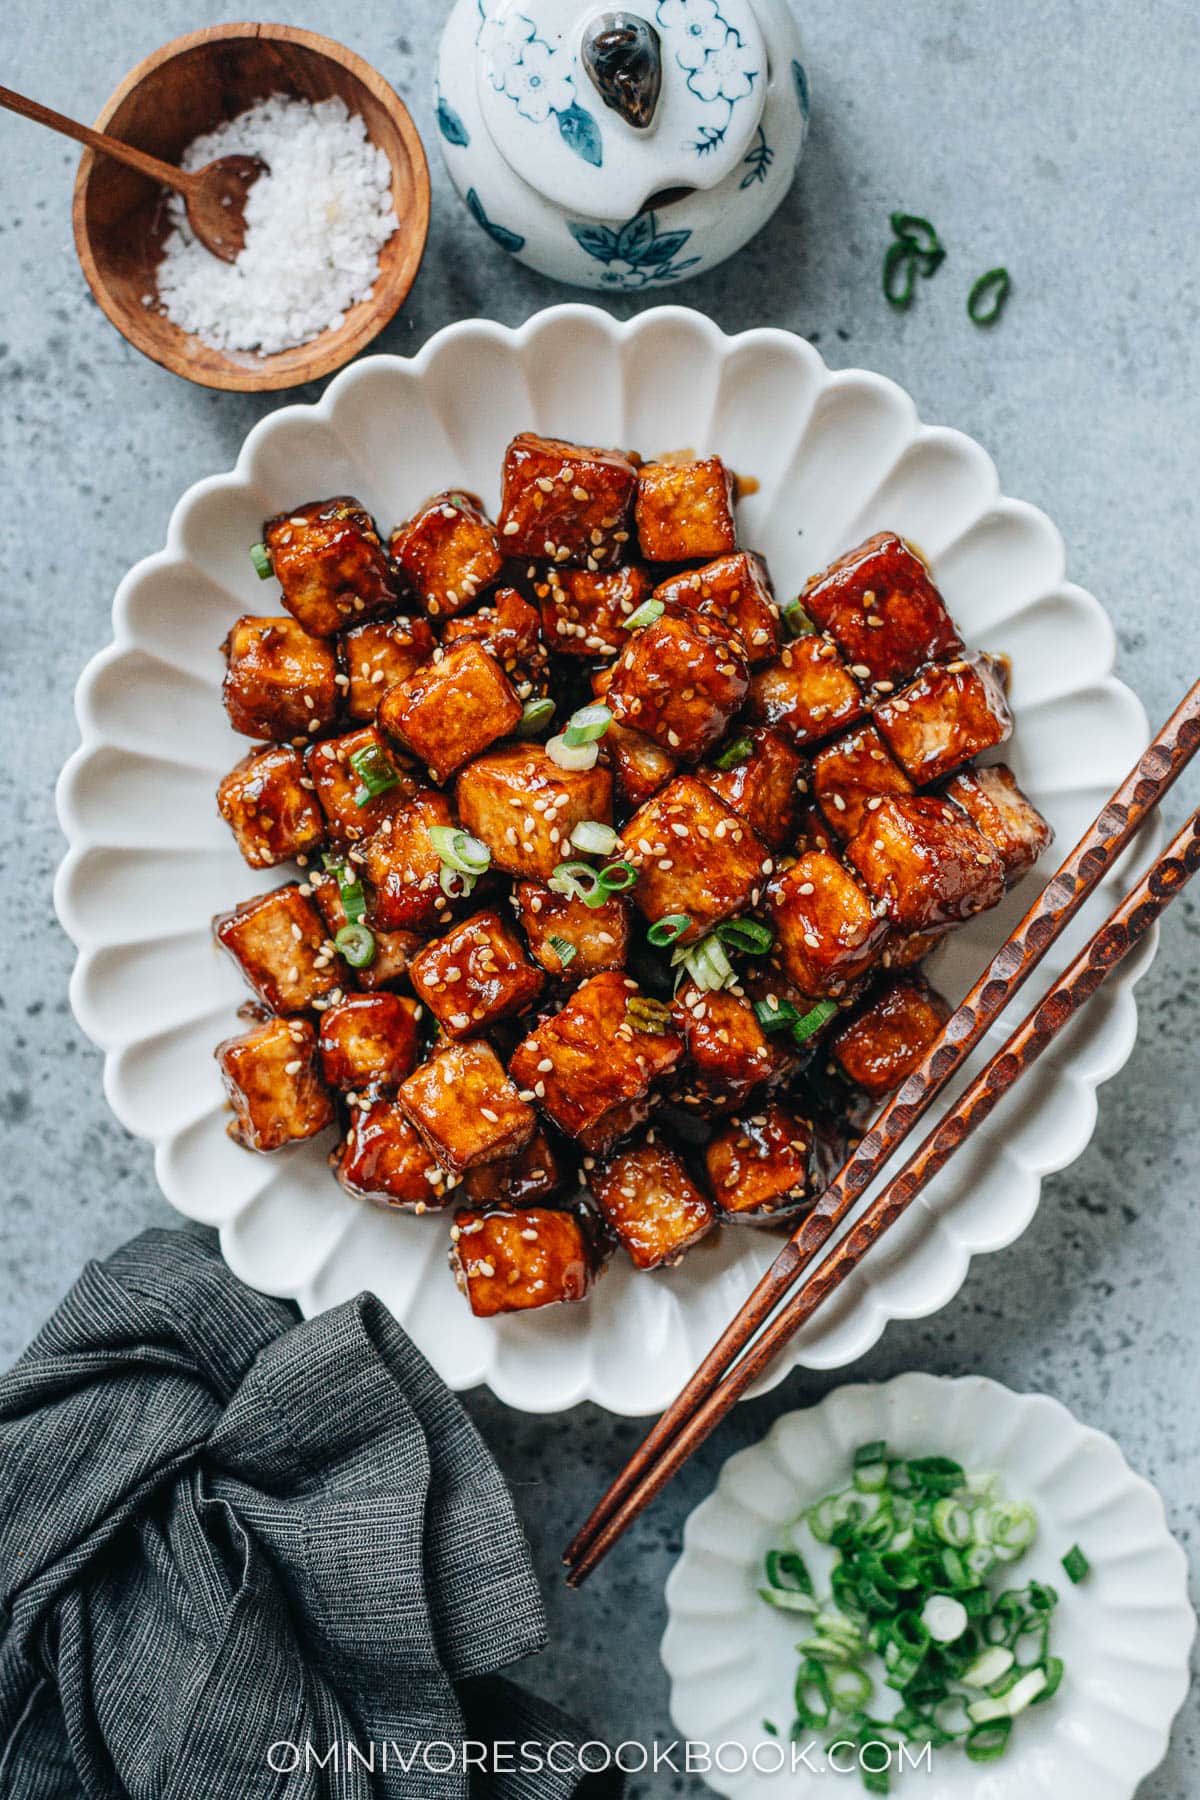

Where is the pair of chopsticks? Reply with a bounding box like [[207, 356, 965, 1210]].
[[564, 678, 1200, 1586]]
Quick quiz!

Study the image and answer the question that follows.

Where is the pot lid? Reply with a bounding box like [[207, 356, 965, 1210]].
[[475, 0, 768, 221]]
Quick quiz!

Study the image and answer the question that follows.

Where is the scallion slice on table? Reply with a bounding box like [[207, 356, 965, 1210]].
[[890, 212, 946, 274], [967, 266, 1011, 326], [648, 913, 692, 948], [249, 541, 273, 580], [428, 825, 491, 875], [349, 742, 400, 805], [570, 819, 619, 857], [1060, 1544, 1090, 1584], [335, 923, 375, 968], [563, 702, 612, 747], [516, 696, 556, 736], [624, 597, 664, 632], [883, 238, 920, 310]]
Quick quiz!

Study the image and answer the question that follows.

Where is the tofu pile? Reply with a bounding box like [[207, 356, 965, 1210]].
[[212, 436, 1054, 1319]]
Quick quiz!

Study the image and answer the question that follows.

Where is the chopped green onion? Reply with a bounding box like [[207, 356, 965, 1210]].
[[563, 703, 612, 747], [625, 995, 673, 1036], [781, 600, 816, 637], [990, 1502, 1038, 1559], [335, 923, 375, 968], [1033, 1657, 1064, 1703], [968, 267, 1011, 326], [570, 819, 619, 857], [549, 860, 601, 904], [516, 696, 556, 737], [758, 1584, 819, 1615], [932, 1498, 974, 1547], [439, 864, 477, 900], [962, 1646, 1014, 1689], [350, 742, 400, 805], [753, 997, 802, 1033], [922, 1594, 969, 1643], [648, 913, 692, 948], [598, 860, 637, 894], [1060, 1544, 1090, 1585], [762, 1719, 778, 1737], [890, 211, 946, 274], [249, 541, 273, 580], [883, 238, 919, 310], [714, 918, 774, 955], [624, 597, 665, 631], [428, 825, 491, 875], [908, 1456, 966, 1495], [323, 855, 367, 925], [965, 1718, 1012, 1762], [677, 933, 735, 993], [765, 1549, 813, 1595], [828, 1666, 874, 1711], [714, 735, 754, 770], [545, 732, 599, 772], [855, 1441, 888, 1468], [546, 933, 577, 968], [792, 999, 839, 1045]]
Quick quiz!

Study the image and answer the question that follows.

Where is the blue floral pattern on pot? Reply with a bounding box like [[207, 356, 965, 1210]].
[[476, 1, 604, 164], [569, 211, 701, 287], [656, 0, 759, 152]]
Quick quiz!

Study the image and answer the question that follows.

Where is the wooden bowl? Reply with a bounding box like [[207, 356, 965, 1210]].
[[72, 24, 430, 392]]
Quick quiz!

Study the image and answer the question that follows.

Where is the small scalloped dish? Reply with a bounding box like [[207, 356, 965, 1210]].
[[662, 1373, 1194, 1799], [55, 305, 1157, 1416]]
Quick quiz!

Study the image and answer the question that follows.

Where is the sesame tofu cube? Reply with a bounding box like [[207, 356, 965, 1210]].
[[608, 607, 749, 762], [309, 867, 423, 990], [766, 852, 890, 996], [399, 1039, 535, 1172], [589, 1138, 716, 1270], [513, 880, 630, 976], [214, 884, 345, 1014], [216, 1016, 334, 1152], [635, 456, 737, 562], [318, 992, 421, 1091], [442, 587, 550, 700], [592, 666, 677, 808], [846, 795, 1006, 931], [620, 775, 771, 944], [217, 745, 325, 870], [451, 1206, 599, 1316], [654, 552, 781, 664], [670, 980, 780, 1111], [943, 763, 1054, 885], [409, 909, 544, 1039], [509, 971, 683, 1152], [799, 532, 962, 689], [874, 653, 1013, 785], [222, 616, 339, 743], [698, 727, 808, 852], [746, 632, 866, 747], [538, 562, 653, 656], [378, 641, 522, 784], [706, 1103, 818, 1222], [340, 615, 436, 722], [389, 490, 504, 619], [336, 1095, 453, 1211], [811, 722, 915, 841], [497, 432, 638, 569], [263, 497, 396, 638], [830, 977, 952, 1100], [462, 1127, 565, 1209], [306, 726, 419, 842], [456, 742, 613, 882], [361, 789, 458, 933]]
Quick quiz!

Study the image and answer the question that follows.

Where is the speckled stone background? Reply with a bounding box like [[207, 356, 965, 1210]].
[[2, 0, 1197, 1792]]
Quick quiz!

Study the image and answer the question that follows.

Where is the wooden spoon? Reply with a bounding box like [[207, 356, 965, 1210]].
[[0, 81, 266, 262]]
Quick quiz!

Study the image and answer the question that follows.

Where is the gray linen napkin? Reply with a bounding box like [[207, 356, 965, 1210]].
[[0, 1230, 618, 1799]]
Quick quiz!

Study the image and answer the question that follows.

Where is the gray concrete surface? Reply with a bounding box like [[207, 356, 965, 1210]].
[[1, 1, 1197, 1792]]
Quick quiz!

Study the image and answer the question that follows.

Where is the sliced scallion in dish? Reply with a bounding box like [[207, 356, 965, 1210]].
[[781, 600, 816, 638], [714, 918, 774, 955], [570, 819, 619, 857], [648, 913, 692, 948], [672, 933, 735, 993], [349, 742, 400, 806], [624, 597, 665, 632], [968, 267, 1011, 326], [563, 702, 612, 747], [546, 732, 599, 772], [516, 696, 556, 736], [791, 998, 839, 1044], [547, 933, 577, 968], [549, 859, 637, 909], [428, 825, 491, 875], [625, 995, 673, 1035], [323, 855, 367, 926], [335, 923, 375, 968], [714, 735, 754, 770], [249, 541, 273, 580]]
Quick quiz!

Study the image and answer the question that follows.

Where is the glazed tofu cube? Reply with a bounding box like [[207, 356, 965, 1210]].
[[378, 641, 522, 784], [635, 456, 737, 562], [442, 587, 550, 700], [654, 552, 781, 664], [389, 490, 503, 619], [310, 866, 423, 990], [513, 881, 630, 976], [361, 789, 458, 933], [214, 883, 345, 1014], [264, 497, 395, 638], [812, 722, 915, 841], [336, 1095, 454, 1211], [746, 633, 866, 747], [799, 532, 962, 689], [409, 909, 544, 1040], [589, 1136, 716, 1270], [671, 980, 779, 1111], [943, 763, 1054, 885], [462, 1127, 565, 1209], [879, 927, 951, 973], [306, 726, 418, 842], [698, 727, 808, 852], [846, 795, 1006, 931], [706, 1103, 818, 1222], [399, 1039, 535, 1172], [451, 1206, 599, 1316], [874, 653, 1013, 785], [766, 852, 891, 996], [537, 563, 653, 657], [340, 615, 436, 723], [830, 977, 952, 1100], [497, 432, 638, 569], [456, 742, 613, 882], [608, 608, 749, 762], [216, 1016, 334, 1152], [318, 992, 421, 1091], [222, 616, 339, 743], [217, 744, 325, 870], [620, 776, 771, 944], [509, 971, 683, 1152], [592, 666, 677, 808]]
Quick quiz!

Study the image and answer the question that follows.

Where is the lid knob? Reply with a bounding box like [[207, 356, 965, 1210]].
[[582, 12, 663, 131]]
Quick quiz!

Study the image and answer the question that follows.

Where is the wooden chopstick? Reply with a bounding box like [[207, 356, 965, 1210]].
[[566, 802, 1200, 1583], [564, 677, 1200, 1580]]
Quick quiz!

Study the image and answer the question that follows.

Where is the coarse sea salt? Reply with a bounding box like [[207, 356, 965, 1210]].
[[153, 94, 398, 356]]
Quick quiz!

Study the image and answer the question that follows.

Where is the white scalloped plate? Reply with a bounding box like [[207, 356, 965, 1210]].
[[662, 1374, 1194, 1799], [55, 305, 1158, 1415]]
